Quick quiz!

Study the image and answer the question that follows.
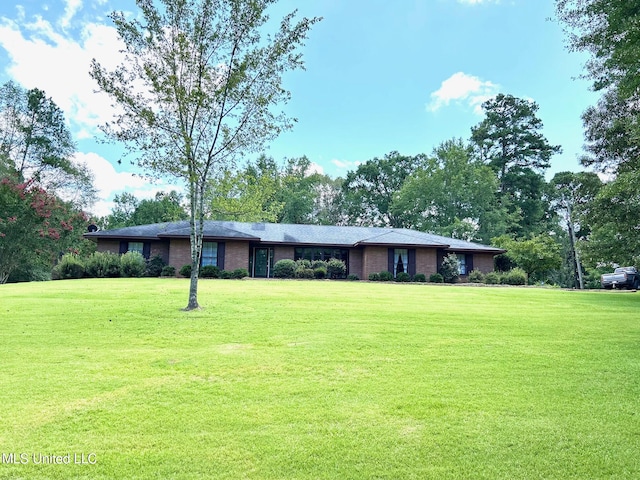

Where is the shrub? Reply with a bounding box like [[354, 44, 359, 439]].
[[395, 272, 411, 282], [484, 271, 500, 284], [429, 273, 444, 283], [378, 271, 393, 282], [84, 251, 120, 278], [296, 259, 312, 270], [311, 260, 328, 270], [440, 253, 460, 283], [273, 259, 297, 278], [413, 273, 426, 283], [179, 264, 192, 278], [468, 269, 485, 283], [145, 255, 166, 277], [120, 251, 147, 278], [326, 258, 347, 279], [313, 267, 327, 279], [296, 268, 315, 279], [161, 265, 176, 277], [54, 254, 85, 280], [231, 268, 249, 279], [368, 272, 380, 281], [219, 270, 232, 279], [501, 268, 528, 286], [200, 265, 220, 278]]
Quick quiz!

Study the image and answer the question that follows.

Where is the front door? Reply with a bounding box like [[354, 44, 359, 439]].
[[253, 248, 271, 278]]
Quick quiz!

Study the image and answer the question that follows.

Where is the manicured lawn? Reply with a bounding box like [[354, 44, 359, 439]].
[[0, 279, 639, 479]]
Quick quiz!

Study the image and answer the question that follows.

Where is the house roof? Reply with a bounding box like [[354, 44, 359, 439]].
[[84, 220, 505, 253]]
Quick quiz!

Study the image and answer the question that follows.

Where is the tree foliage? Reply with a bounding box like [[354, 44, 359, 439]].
[[90, 0, 319, 309], [0, 178, 88, 283], [0, 81, 94, 205]]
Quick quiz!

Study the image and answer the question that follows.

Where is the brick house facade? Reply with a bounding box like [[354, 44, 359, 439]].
[[87, 221, 505, 280]]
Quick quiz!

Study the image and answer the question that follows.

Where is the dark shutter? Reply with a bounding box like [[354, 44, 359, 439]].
[[119, 241, 128, 254], [217, 242, 225, 270], [408, 249, 416, 277], [437, 250, 445, 273], [388, 248, 394, 274], [142, 242, 151, 260], [466, 254, 474, 274]]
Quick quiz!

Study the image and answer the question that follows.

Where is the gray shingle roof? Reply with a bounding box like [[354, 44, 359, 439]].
[[85, 220, 504, 253]]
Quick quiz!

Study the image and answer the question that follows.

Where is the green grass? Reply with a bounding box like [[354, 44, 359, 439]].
[[1, 279, 639, 479]]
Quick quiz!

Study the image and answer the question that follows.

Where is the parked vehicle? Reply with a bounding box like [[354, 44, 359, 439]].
[[600, 266, 639, 290]]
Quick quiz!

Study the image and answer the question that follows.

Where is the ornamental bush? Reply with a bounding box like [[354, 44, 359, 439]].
[[145, 254, 166, 277], [429, 273, 444, 283], [501, 268, 527, 286], [296, 268, 315, 279], [468, 269, 485, 283], [368, 272, 380, 281], [326, 258, 346, 279], [313, 267, 327, 279], [200, 265, 220, 278], [120, 251, 147, 278], [273, 259, 297, 278], [378, 271, 393, 282], [484, 272, 500, 284], [219, 270, 232, 279], [413, 273, 426, 283], [84, 251, 121, 278], [161, 265, 176, 277], [311, 260, 328, 270], [54, 253, 85, 280], [395, 272, 411, 282], [231, 268, 249, 279], [179, 264, 192, 278], [440, 253, 460, 283]]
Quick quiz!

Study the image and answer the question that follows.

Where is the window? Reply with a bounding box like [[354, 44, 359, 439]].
[[201, 242, 218, 266], [393, 249, 408, 277], [457, 254, 467, 275], [294, 247, 349, 264], [128, 242, 144, 254]]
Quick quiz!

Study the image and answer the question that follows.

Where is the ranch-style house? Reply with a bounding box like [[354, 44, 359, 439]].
[[84, 220, 505, 280]]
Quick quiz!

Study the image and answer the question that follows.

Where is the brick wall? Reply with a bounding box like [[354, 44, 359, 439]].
[[416, 249, 438, 276], [225, 241, 249, 271], [169, 239, 191, 273], [97, 240, 120, 254], [472, 253, 496, 273], [362, 246, 388, 279], [348, 249, 363, 279], [273, 246, 294, 263]]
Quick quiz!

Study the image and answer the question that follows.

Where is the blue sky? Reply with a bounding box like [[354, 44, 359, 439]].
[[0, 0, 598, 216]]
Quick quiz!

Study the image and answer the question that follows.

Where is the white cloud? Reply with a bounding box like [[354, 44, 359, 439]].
[[75, 152, 182, 217], [427, 72, 499, 114], [60, 0, 83, 30], [331, 159, 361, 171]]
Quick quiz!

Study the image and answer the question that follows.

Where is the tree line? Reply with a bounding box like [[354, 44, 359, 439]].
[[1, 0, 638, 294]]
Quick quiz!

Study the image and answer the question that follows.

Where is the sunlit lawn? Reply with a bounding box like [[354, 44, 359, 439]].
[[1, 278, 639, 479]]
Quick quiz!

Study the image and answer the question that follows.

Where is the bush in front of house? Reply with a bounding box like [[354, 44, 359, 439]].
[[219, 270, 232, 279], [53, 253, 85, 280], [368, 272, 380, 281], [296, 268, 315, 279], [326, 258, 347, 279], [84, 251, 121, 278], [145, 254, 166, 277], [311, 260, 328, 270], [413, 273, 426, 283], [161, 265, 176, 277], [395, 272, 411, 282], [429, 273, 444, 283], [501, 268, 527, 286], [273, 259, 296, 278], [231, 268, 249, 279], [378, 271, 393, 282], [440, 253, 460, 283], [468, 269, 485, 283], [179, 264, 192, 278], [120, 251, 147, 278], [313, 267, 327, 279], [484, 271, 500, 284], [200, 265, 220, 278], [347, 274, 360, 281]]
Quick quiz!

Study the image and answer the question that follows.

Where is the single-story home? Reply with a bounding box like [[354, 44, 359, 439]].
[[84, 220, 505, 279]]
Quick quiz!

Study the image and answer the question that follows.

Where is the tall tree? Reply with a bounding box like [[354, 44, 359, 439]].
[[341, 151, 427, 227], [391, 139, 503, 243], [0, 81, 94, 205], [90, 0, 319, 310], [549, 171, 603, 288], [471, 93, 561, 237]]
